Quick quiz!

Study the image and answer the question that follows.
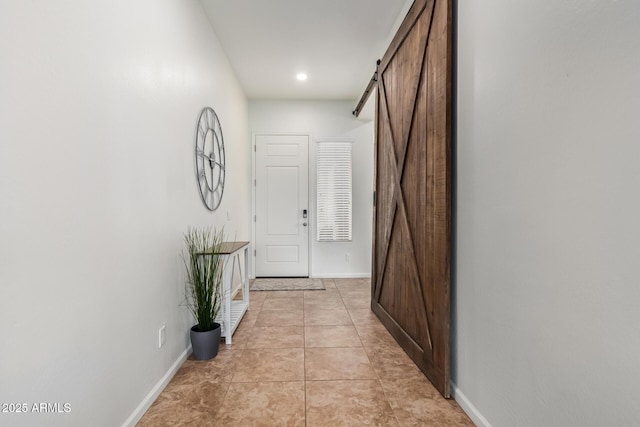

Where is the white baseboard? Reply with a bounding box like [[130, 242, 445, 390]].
[[451, 381, 492, 427], [312, 273, 371, 279], [122, 346, 191, 427]]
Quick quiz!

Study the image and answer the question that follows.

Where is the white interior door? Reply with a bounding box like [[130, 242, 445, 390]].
[[255, 134, 309, 277]]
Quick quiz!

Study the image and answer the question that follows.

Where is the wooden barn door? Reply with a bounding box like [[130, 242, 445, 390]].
[[372, 0, 452, 397]]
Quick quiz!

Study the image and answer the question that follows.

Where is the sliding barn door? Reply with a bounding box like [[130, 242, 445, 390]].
[[372, 0, 452, 397]]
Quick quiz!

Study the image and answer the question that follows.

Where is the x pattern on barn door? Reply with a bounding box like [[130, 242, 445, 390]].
[[372, 0, 451, 397]]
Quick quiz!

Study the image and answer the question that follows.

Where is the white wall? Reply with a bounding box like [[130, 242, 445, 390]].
[[453, 1, 640, 426], [0, 1, 250, 426], [249, 101, 374, 278]]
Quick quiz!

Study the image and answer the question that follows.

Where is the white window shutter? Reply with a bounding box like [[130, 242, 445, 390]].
[[316, 141, 353, 242]]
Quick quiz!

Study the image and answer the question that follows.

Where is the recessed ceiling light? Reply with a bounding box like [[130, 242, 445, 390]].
[[296, 73, 308, 81]]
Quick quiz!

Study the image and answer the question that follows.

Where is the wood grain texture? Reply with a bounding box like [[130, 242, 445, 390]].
[[371, 0, 452, 398]]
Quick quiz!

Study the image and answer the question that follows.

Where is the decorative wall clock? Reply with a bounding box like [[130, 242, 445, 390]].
[[195, 107, 226, 211]]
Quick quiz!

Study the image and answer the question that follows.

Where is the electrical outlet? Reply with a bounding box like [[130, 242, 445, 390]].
[[158, 324, 166, 348], [345, 253, 351, 262]]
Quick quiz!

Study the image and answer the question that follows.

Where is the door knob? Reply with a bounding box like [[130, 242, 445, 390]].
[[303, 222, 308, 226]]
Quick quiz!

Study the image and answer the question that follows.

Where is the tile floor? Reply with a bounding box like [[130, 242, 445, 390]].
[[138, 278, 474, 426]]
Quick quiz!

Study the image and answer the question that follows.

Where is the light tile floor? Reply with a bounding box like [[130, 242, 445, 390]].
[[138, 278, 474, 426]]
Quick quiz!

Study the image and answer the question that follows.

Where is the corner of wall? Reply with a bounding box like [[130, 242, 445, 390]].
[[450, 382, 492, 427], [122, 347, 191, 427]]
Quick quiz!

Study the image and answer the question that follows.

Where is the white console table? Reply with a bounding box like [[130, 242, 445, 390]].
[[199, 241, 250, 345]]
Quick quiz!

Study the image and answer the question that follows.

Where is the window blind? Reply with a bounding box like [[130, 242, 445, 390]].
[[316, 141, 353, 242]]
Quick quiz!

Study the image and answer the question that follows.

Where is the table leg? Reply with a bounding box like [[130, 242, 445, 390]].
[[244, 247, 250, 308], [224, 254, 232, 345]]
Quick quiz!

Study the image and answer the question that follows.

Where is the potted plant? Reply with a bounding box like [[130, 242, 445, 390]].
[[183, 227, 225, 360]]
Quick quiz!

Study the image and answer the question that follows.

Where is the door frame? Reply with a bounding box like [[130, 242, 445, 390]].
[[251, 133, 312, 278]]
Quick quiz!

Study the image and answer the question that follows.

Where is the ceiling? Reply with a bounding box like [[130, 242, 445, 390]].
[[200, 0, 411, 101]]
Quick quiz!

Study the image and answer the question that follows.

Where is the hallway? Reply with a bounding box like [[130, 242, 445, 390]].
[[138, 279, 473, 426]]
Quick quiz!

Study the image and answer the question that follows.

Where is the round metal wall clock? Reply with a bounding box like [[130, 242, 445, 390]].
[[195, 107, 226, 211]]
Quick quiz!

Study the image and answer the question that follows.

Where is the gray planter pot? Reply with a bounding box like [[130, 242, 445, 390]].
[[190, 323, 221, 360]]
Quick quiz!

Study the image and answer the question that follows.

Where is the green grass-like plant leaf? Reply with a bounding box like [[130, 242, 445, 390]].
[[183, 227, 225, 332]]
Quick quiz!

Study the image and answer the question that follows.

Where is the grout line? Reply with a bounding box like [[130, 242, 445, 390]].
[[305, 378, 380, 383], [303, 295, 308, 427], [213, 381, 233, 419], [227, 348, 244, 384], [228, 379, 305, 384], [376, 376, 401, 425], [346, 289, 404, 425]]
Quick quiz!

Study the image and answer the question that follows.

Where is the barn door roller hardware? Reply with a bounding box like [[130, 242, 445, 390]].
[[353, 59, 381, 117]]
